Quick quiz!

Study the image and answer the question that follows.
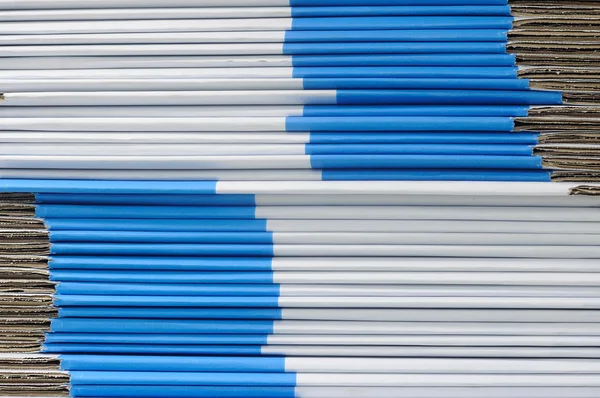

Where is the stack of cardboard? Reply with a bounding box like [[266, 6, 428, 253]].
[[511, 0, 600, 180]]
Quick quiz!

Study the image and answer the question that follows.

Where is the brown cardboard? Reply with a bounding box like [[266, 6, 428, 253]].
[[553, 172, 600, 182], [509, 42, 600, 52], [0, 256, 49, 270], [0, 268, 50, 280], [519, 66, 600, 78], [0, 386, 69, 397], [515, 117, 600, 131], [0, 218, 45, 231], [0, 319, 51, 328], [0, 205, 36, 218], [543, 157, 600, 170], [0, 295, 53, 307], [570, 185, 600, 195], [513, 17, 600, 31], [511, 4, 600, 17], [540, 133, 600, 145], [511, 29, 600, 38], [0, 371, 68, 382], [0, 231, 48, 242], [529, 106, 600, 116], [0, 355, 60, 370], [516, 53, 600, 66], [536, 145, 600, 157], [0, 195, 35, 205], [0, 244, 50, 257], [0, 281, 54, 294], [0, 205, 56, 358], [0, 345, 47, 354], [0, 307, 56, 317]]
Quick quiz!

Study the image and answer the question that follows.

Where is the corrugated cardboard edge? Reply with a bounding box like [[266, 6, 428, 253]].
[[540, 133, 600, 145], [544, 157, 600, 171], [0, 194, 64, 396], [535, 145, 600, 157], [0, 195, 35, 205], [570, 185, 600, 195]]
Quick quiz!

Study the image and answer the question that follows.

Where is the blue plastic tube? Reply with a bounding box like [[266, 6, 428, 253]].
[[334, 90, 562, 105], [59, 355, 289, 372], [309, 133, 540, 144], [57, 308, 283, 319], [48, 257, 274, 271], [291, 54, 516, 67], [55, 282, 281, 296], [302, 79, 529, 90], [303, 106, 531, 116], [70, 385, 296, 398], [290, 16, 514, 30], [284, 29, 508, 42], [292, 66, 518, 78], [68, 372, 297, 386], [322, 170, 552, 182], [45, 219, 268, 232], [289, 0, 508, 4], [289, 6, 512, 17], [50, 319, 277, 333], [48, 231, 275, 244], [44, 344, 265, 355], [285, 116, 516, 131], [305, 144, 535, 155], [44, 333, 270, 345], [284, 42, 508, 54], [36, 205, 256, 219], [54, 295, 280, 307], [36, 193, 255, 206], [49, 243, 275, 256], [309, 154, 544, 169], [50, 270, 274, 283]]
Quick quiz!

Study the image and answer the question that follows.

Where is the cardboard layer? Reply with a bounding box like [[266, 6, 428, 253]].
[[0, 257, 49, 270], [515, 6, 600, 176], [0, 244, 50, 257], [0, 219, 45, 231], [0, 388, 68, 397], [519, 66, 600, 78], [509, 42, 600, 52], [513, 17, 600, 31], [511, 29, 600, 38], [541, 133, 600, 145], [0, 232, 48, 242], [529, 106, 600, 117], [0, 295, 53, 307], [0, 205, 36, 218], [0, 269, 50, 280], [0, 356, 59, 370], [552, 172, 600, 182], [0, 283, 54, 294], [516, 53, 600, 66], [569, 185, 600, 195], [0, 307, 56, 317], [562, 92, 600, 104], [544, 157, 600, 171], [0, 194, 34, 205], [536, 146, 600, 157], [0, 345, 46, 354], [515, 117, 600, 131]]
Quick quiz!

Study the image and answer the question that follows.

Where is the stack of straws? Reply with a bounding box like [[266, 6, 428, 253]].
[[0, 0, 600, 397]]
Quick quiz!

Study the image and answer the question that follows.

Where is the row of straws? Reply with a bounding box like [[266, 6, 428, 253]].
[[1, 1, 600, 398]]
